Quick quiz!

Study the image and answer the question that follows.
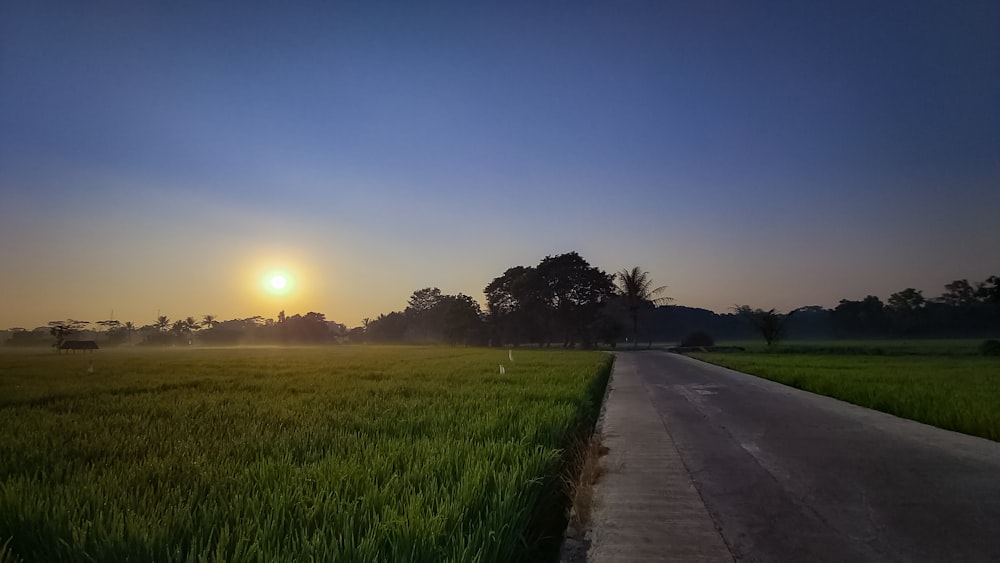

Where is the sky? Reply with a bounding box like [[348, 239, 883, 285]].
[[1, 0, 998, 330]]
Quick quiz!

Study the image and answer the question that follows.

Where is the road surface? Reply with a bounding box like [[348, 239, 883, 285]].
[[589, 351, 1000, 562]]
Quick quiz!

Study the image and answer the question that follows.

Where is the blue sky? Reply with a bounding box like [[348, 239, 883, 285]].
[[2, 0, 998, 329]]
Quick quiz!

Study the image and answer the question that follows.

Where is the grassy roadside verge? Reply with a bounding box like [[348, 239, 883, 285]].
[[689, 349, 1000, 442]]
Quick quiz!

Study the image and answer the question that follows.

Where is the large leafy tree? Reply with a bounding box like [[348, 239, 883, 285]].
[[367, 312, 408, 343], [831, 296, 887, 337], [615, 267, 670, 348], [484, 266, 548, 346], [407, 288, 444, 315], [436, 294, 483, 345], [887, 288, 926, 334], [280, 312, 329, 343], [887, 288, 925, 314], [484, 253, 614, 348], [365, 289, 484, 345], [979, 276, 1000, 304], [939, 279, 979, 308], [405, 287, 445, 343], [536, 252, 616, 348]]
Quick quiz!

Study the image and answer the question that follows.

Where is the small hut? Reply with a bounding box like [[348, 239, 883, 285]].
[[60, 340, 99, 353]]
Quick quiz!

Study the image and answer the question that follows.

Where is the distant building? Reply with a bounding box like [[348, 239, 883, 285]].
[[60, 340, 99, 352]]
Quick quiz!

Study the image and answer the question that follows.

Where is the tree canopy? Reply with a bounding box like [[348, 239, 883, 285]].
[[484, 252, 615, 348]]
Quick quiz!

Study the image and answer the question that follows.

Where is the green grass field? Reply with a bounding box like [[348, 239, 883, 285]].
[[0, 346, 612, 563], [714, 338, 985, 355], [692, 341, 1000, 441]]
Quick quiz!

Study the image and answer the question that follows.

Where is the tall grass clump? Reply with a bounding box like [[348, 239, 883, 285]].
[[0, 346, 612, 563]]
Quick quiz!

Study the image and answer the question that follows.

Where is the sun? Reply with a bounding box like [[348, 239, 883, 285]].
[[261, 270, 294, 295]]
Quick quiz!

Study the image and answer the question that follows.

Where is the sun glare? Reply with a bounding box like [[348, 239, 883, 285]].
[[261, 270, 294, 295]]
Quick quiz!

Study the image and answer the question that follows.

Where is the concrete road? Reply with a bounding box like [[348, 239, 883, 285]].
[[598, 351, 1000, 562]]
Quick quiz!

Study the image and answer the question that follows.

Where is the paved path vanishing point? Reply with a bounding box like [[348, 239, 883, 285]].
[[587, 351, 1000, 562]]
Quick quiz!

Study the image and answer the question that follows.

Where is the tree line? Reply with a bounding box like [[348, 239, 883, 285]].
[[5, 254, 998, 348], [366, 266, 1000, 346], [7, 252, 656, 349], [6, 312, 350, 348], [366, 252, 634, 348], [639, 276, 1000, 343], [825, 276, 1000, 338]]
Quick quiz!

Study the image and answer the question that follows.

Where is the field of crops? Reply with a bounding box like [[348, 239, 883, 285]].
[[692, 341, 1000, 441], [714, 338, 985, 355], [0, 346, 612, 563]]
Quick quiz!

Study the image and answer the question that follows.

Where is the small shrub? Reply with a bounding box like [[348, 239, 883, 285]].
[[680, 331, 715, 347], [981, 340, 1000, 356]]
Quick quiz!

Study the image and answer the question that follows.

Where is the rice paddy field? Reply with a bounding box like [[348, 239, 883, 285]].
[[0, 346, 613, 563], [691, 339, 1000, 441]]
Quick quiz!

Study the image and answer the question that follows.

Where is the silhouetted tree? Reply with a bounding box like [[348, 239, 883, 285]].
[[939, 279, 979, 308], [536, 252, 616, 348], [483, 253, 614, 348], [201, 314, 218, 329], [591, 309, 626, 348], [367, 311, 408, 343], [615, 266, 670, 348], [832, 296, 888, 337], [407, 288, 444, 314], [887, 288, 926, 334], [361, 317, 372, 343], [6, 329, 50, 347], [281, 312, 329, 343], [436, 293, 483, 345], [734, 306, 797, 347], [782, 305, 833, 339], [978, 276, 1000, 304], [405, 288, 445, 342], [96, 320, 127, 345], [198, 318, 243, 345], [888, 288, 925, 314], [171, 320, 192, 343], [48, 319, 88, 350], [485, 266, 548, 346], [154, 316, 170, 333], [96, 320, 121, 332]]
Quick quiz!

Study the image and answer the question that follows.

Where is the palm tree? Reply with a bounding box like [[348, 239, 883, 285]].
[[124, 321, 136, 343], [616, 267, 670, 348], [201, 314, 217, 329], [154, 315, 170, 333]]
